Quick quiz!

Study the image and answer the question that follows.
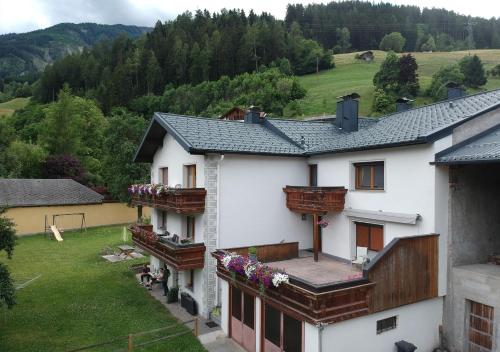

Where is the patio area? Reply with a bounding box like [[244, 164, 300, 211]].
[[267, 250, 362, 285]]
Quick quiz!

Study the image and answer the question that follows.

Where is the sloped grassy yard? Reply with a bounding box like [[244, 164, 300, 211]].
[[0, 226, 205, 352]]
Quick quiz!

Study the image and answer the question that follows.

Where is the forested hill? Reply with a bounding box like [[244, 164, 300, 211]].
[[285, 1, 500, 52], [0, 23, 151, 80]]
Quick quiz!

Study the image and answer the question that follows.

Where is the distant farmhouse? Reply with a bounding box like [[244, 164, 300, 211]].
[[0, 179, 145, 235], [219, 106, 266, 121], [356, 50, 374, 62]]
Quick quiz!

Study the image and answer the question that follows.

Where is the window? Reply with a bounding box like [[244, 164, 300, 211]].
[[243, 293, 255, 329], [184, 165, 196, 188], [158, 211, 167, 230], [265, 304, 281, 347], [377, 316, 397, 334], [354, 161, 384, 190], [231, 287, 242, 321], [468, 301, 494, 352], [309, 164, 318, 187], [264, 304, 303, 351], [186, 216, 195, 240], [185, 269, 194, 291], [356, 223, 384, 252], [160, 167, 168, 185]]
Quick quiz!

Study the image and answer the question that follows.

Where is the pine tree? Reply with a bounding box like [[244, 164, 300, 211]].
[[459, 55, 487, 88]]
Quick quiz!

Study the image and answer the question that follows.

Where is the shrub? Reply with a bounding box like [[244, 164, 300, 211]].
[[379, 32, 406, 53], [426, 64, 465, 101]]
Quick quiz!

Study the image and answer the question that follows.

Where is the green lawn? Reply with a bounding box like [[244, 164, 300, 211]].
[[0, 226, 205, 352], [0, 97, 30, 117], [288, 49, 500, 118]]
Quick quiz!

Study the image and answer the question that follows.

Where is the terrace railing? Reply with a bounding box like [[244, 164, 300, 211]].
[[131, 188, 206, 214], [129, 225, 206, 270]]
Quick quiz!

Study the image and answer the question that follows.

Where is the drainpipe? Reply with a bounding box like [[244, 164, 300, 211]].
[[215, 154, 224, 308], [318, 322, 327, 352]]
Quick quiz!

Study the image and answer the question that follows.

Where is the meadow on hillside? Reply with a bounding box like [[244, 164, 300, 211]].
[[289, 50, 500, 117], [0, 97, 29, 117]]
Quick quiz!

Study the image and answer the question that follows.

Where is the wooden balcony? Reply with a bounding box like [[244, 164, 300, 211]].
[[129, 225, 206, 270], [131, 188, 206, 214], [283, 186, 347, 214], [213, 234, 438, 325]]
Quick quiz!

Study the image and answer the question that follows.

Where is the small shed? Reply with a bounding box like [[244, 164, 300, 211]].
[[0, 179, 145, 235], [357, 51, 374, 62]]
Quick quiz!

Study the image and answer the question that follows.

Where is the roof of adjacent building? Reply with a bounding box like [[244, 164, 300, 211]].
[[0, 179, 104, 207], [134, 89, 500, 161], [435, 124, 500, 164]]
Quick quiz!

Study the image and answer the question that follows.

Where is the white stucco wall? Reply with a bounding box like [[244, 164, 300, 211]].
[[317, 298, 442, 352], [309, 137, 451, 294], [217, 154, 312, 249]]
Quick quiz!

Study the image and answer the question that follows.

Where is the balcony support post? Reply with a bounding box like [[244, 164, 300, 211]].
[[137, 205, 143, 223], [313, 213, 319, 262]]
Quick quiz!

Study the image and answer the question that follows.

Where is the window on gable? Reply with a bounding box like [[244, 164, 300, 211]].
[[354, 161, 384, 190], [376, 316, 397, 334]]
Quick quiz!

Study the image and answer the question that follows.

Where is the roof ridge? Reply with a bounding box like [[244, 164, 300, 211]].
[[379, 88, 500, 121]]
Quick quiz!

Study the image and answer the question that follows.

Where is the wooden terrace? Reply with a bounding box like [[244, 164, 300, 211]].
[[214, 234, 438, 325]]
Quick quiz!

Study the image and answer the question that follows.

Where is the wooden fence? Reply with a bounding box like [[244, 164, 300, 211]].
[[66, 318, 198, 352]]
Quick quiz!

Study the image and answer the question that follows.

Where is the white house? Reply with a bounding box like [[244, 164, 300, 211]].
[[131, 88, 500, 352]]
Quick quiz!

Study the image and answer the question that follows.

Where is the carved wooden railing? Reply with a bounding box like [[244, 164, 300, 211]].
[[129, 225, 206, 270], [283, 186, 347, 214], [131, 188, 206, 214]]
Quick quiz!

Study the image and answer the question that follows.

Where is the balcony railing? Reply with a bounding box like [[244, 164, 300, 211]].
[[129, 225, 206, 270], [131, 188, 206, 214], [283, 186, 347, 214]]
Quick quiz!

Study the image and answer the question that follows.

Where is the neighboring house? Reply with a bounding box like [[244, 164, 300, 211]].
[[131, 88, 500, 352], [356, 50, 374, 62], [0, 179, 143, 235], [220, 106, 266, 121]]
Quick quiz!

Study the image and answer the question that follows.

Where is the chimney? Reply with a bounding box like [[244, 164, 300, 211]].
[[396, 97, 413, 112], [244, 106, 263, 124], [446, 82, 466, 100], [335, 93, 360, 132]]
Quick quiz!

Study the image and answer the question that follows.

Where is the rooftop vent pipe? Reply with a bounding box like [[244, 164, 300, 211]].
[[396, 97, 413, 112], [335, 93, 360, 133]]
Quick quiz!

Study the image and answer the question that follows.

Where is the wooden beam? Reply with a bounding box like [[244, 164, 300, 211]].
[[313, 213, 319, 262]]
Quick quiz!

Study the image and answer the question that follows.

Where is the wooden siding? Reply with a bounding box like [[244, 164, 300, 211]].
[[131, 188, 206, 214], [283, 186, 347, 214], [129, 225, 205, 270], [225, 242, 299, 263], [364, 234, 439, 313]]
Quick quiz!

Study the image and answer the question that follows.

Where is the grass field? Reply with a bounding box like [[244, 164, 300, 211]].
[[0, 97, 30, 117], [289, 49, 500, 117], [0, 226, 205, 352]]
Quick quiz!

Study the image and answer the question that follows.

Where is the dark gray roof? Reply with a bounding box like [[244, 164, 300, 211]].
[[435, 125, 500, 164], [0, 179, 104, 207], [134, 89, 500, 161]]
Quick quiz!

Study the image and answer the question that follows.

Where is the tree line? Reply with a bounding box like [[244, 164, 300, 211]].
[[34, 9, 332, 112], [285, 1, 500, 52]]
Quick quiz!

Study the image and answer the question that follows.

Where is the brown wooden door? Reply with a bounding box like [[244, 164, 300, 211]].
[[468, 301, 494, 352], [185, 165, 196, 188], [231, 287, 256, 352]]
